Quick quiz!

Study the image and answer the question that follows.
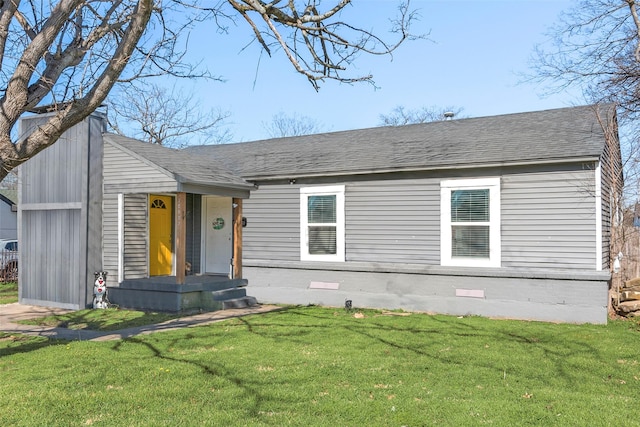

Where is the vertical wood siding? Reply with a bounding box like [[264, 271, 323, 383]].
[[123, 194, 148, 279], [19, 115, 105, 308], [501, 170, 596, 269], [20, 125, 84, 204], [20, 209, 81, 307]]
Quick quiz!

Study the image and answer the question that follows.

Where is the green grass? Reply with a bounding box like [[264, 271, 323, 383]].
[[1, 305, 640, 426], [0, 281, 17, 304], [17, 307, 181, 331]]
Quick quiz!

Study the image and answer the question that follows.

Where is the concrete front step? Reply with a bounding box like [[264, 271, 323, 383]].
[[110, 277, 257, 313], [210, 288, 248, 301], [222, 296, 258, 310]]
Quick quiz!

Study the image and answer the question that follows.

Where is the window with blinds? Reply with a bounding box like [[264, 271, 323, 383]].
[[451, 189, 490, 258], [300, 186, 345, 262], [308, 195, 337, 255], [440, 178, 501, 267]]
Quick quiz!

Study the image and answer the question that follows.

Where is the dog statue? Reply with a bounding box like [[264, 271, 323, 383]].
[[93, 271, 109, 309]]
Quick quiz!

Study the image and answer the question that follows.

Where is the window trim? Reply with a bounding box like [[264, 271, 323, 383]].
[[300, 185, 345, 262], [440, 178, 501, 268]]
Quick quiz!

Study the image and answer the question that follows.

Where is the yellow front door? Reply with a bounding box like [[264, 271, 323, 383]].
[[149, 195, 173, 276]]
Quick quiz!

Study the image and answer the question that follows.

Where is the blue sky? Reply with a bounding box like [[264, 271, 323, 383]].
[[177, 0, 577, 142]]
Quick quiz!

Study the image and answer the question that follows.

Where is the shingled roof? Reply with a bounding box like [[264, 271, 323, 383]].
[[186, 104, 613, 180], [103, 134, 254, 190]]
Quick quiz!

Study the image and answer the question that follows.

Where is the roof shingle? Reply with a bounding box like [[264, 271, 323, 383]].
[[103, 134, 254, 190], [186, 104, 612, 180]]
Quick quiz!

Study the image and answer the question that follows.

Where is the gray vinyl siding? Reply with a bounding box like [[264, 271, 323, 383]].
[[346, 179, 440, 264], [103, 142, 176, 194], [102, 193, 119, 276], [243, 184, 300, 260], [123, 194, 148, 279], [243, 179, 442, 264], [501, 170, 596, 269], [244, 168, 599, 271]]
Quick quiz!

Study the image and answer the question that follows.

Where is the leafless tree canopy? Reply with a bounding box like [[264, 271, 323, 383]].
[[262, 111, 324, 138], [0, 0, 417, 181], [532, 0, 640, 201], [379, 105, 466, 126], [532, 0, 640, 119], [107, 84, 232, 147]]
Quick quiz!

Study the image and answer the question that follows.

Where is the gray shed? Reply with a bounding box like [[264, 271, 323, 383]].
[[186, 104, 622, 324]]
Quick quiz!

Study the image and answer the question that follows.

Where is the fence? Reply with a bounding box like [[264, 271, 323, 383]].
[[0, 249, 17, 282]]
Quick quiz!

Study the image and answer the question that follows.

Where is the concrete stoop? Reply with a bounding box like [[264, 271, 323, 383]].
[[109, 275, 258, 313]]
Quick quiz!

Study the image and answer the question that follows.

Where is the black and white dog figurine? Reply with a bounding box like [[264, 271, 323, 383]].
[[93, 271, 108, 309]]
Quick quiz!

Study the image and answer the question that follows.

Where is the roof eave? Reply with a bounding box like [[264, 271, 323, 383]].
[[175, 176, 256, 191], [241, 156, 602, 181]]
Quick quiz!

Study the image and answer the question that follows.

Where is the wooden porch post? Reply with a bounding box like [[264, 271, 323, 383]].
[[233, 198, 243, 278], [175, 192, 187, 285]]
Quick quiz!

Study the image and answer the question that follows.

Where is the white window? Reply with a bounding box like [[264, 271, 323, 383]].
[[441, 178, 501, 267], [300, 185, 345, 262]]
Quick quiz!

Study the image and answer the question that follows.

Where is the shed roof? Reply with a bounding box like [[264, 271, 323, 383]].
[[186, 104, 614, 180], [103, 134, 254, 191]]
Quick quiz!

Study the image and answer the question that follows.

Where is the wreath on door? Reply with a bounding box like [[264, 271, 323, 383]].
[[213, 217, 225, 230]]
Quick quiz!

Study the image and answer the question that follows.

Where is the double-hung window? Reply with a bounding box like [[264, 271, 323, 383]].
[[300, 186, 345, 262], [440, 178, 501, 267]]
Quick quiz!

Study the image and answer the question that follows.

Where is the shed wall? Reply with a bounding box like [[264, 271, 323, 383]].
[[18, 114, 104, 309]]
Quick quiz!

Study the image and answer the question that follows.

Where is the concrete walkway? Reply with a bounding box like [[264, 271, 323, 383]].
[[0, 303, 282, 342]]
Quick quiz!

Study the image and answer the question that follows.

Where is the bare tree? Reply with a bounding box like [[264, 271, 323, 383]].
[[0, 0, 418, 182], [262, 111, 324, 138], [532, 0, 640, 119], [379, 105, 465, 126], [107, 84, 232, 147], [531, 2, 636, 296], [530, 0, 640, 188]]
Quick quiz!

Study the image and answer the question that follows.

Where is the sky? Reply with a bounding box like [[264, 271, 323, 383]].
[[174, 0, 578, 143]]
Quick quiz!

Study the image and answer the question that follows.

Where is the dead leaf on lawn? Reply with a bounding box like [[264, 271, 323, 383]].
[[522, 393, 533, 399], [353, 312, 365, 319]]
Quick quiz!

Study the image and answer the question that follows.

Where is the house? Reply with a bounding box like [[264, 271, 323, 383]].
[[17, 104, 621, 323], [0, 189, 17, 240], [185, 104, 621, 324], [18, 113, 257, 312]]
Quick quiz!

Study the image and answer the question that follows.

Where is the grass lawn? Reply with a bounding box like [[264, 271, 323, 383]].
[[1, 305, 639, 426], [0, 281, 17, 304]]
